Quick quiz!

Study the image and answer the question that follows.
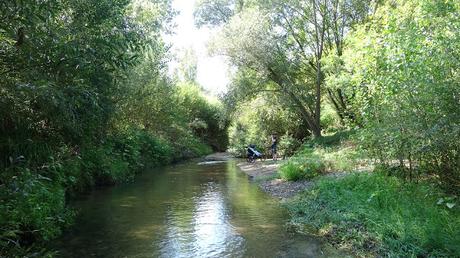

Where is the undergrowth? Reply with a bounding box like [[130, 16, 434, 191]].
[[0, 127, 211, 256], [279, 131, 364, 181], [287, 172, 460, 257]]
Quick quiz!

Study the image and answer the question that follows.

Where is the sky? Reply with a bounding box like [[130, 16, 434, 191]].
[[166, 0, 230, 95]]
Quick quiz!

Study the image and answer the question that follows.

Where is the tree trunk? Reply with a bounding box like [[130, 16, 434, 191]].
[[314, 60, 322, 138]]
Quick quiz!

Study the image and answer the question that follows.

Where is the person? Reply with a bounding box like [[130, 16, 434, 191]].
[[271, 134, 278, 161]]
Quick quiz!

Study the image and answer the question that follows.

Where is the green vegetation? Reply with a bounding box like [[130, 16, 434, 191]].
[[287, 173, 460, 257], [197, 0, 460, 255], [0, 0, 227, 255], [279, 131, 361, 181], [330, 0, 460, 192], [279, 152, 325, 181], [227, 94, 305, 157], [203, 0, 459, 191], [2, 0, 460, 256]]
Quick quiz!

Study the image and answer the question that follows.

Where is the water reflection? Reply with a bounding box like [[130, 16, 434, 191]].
[[54, 161, 331, 257], [159, 182, 244, 258]]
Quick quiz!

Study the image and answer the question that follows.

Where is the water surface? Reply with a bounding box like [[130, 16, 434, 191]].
[[55, 161, 331, 257]]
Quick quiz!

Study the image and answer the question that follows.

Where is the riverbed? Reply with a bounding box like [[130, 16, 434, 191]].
[[53, 160, 333, 257]]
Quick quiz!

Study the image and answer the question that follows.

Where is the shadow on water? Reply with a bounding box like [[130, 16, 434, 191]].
[[53, 161, 341, 257]]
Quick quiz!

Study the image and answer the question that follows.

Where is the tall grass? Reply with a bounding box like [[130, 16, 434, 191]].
[[287, 172, 460, 257], [279, 131, 364, 181], [279, 151, 325, 181]]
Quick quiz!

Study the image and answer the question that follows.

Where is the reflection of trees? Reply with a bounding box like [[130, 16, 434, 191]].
[[224, 162, 290, 255], [58, 162, 294, 257]]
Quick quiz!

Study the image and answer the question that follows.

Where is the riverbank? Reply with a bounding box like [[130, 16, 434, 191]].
[[237, 161, 314, 199], [236, 158, 460, 257], [1, 131, 215, 257]]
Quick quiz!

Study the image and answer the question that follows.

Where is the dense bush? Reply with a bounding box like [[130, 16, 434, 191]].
[[0, 0, 222, 255], [227, 94, 307, 157], [328, 0, 460, 191], [279, 131, 362, 181], [279, 154, 325, 181], [0, 167, 73, 255], [176, 83, 230, 152], [277, 133, 302, 158]]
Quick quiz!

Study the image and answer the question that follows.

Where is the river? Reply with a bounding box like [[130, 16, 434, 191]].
[[54, 160, 334, 257]]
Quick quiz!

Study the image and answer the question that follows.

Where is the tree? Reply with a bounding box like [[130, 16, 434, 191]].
[[176, 48, 198, 83], [194, 0, 245, 27], [338, 0, 460, 190], [203, 0, 376, 138]]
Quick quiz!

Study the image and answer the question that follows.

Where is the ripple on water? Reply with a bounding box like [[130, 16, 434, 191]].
[[53, 161, 334, 258]]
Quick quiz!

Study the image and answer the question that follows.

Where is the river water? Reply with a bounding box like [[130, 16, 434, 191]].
[[54, 161, 333, 257]]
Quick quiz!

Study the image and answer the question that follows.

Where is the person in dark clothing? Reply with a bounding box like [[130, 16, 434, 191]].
[[271, 134, 278, 161]]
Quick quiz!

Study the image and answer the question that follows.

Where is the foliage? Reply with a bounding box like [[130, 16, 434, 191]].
[[320, 102, 343, 134], [279, 153, 325, 181], [330, 0, 460, 191], [277, 133, 302, 158], [0, 0, 225, 255], [280, 131, 367, 181], [176, 82, 230, 152], [279, 131, 362, 181], [213, 0, 377, 137], [287, 172, 460, 257], [0, 166, 73, 256], [227, 94, 305, 156], [213, 6, 324, 137], [194, 0, 238, 27], [304, 130, 353, 148]]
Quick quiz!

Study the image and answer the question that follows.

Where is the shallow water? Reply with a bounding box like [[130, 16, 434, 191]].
[[54, 161, 332, 257]]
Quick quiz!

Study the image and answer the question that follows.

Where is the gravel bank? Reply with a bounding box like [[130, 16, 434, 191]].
[[237, 160, 313, 199]]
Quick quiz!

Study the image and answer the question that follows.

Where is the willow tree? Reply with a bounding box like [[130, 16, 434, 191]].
[[266, 0, 378, 126], [207, 8, 320, 137], [196, 0, 376, 137]]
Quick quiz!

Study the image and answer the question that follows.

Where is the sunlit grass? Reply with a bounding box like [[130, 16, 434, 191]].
[[287, 172, 460, 257], [279, 131, 366, 181]]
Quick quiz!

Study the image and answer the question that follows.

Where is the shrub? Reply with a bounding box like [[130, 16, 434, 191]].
[[0, 167, 73, 255], [279, 154, 325, 181], [278, 133, 302, 158], [321, 146, 361, 172], [79, 145, 131, 186], [110, 129, 173, 169], [279, 161, 305, 181], [335, 0, 460, 191]]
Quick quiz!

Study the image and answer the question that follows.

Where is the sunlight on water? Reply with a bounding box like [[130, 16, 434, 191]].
[[53, 161, 336, 257]]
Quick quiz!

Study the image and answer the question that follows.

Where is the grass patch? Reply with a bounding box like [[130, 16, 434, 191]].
[[279, 131, 365, 181], [279, 151, 325, 181], [305, 130, 354, 148], [286, 172, 460, 257]]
